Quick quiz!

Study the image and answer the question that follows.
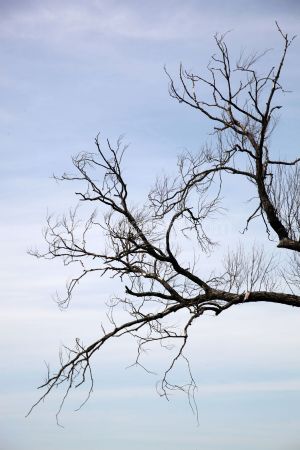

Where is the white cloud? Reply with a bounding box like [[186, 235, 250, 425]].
[[197, 379, 300, 395], [0, 1, 298, 47]]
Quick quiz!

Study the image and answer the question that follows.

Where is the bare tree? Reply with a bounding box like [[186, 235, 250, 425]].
[[29, 24, 300, 420]]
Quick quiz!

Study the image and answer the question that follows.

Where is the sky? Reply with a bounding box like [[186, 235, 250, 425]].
[[1, 1, 300, 449]]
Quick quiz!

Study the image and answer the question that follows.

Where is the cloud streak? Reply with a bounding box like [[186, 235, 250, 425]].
[[0, 0, 299, 46]]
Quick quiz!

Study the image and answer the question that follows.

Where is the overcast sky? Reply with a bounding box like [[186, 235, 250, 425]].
[[1, 1, 300, 449]]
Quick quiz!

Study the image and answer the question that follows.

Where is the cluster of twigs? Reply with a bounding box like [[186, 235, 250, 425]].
[[29, 24, 300, 421]]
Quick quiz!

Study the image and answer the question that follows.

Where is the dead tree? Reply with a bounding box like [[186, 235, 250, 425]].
[[29, 24, 300, 419]]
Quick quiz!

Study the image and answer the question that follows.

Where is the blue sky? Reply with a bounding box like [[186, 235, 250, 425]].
[[1, 1, 300, 449]]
